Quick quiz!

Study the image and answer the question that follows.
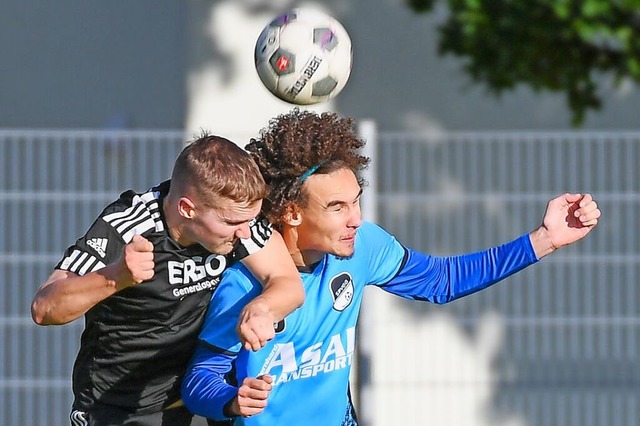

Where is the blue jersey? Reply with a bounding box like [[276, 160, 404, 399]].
[[182, 222, 538, 425]]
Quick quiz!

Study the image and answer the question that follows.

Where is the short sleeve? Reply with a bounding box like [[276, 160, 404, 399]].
[[356, 222, 407, 286], [55, 214, 126, 276], [233, 215, 273, 261]]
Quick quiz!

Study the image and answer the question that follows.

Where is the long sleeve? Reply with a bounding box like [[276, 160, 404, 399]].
[[379, 233, 538, 304], [181, 344, 238, 421]]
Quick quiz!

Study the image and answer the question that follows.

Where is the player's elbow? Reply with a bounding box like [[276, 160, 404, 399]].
[[30, 296, 68, 326], [181, 354, 238, 420], [180, 377, 197, 414], [181, 370, 210, 418], [30, 297, 50, 325]]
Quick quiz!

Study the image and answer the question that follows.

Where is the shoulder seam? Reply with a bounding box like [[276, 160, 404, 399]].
[[102, 189, 164, 243]]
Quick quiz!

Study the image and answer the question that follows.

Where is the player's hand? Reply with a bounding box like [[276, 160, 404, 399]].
[[230, 375, 273, 418], [532, 193, 601, 258], [115, 234, 155, 290], [236, 296, 276, 351]]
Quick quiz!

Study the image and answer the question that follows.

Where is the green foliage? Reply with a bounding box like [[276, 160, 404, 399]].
[[407, 0, 640, 125]]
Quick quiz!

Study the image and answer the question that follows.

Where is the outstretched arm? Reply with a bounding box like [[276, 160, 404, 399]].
[[377, 193, 600, 304], [239, 230, 304, 351]]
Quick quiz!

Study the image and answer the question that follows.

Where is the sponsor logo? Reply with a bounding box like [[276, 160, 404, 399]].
[[171, 277, 221, 298], [286, 55, 323, 99], [167, 254, 228, 298], [259, 327, 356, 386], [167, 255, 227, 285], [70, 409, 89, 426], [86, 238, 108, 258], [329, 272, 354, 311]]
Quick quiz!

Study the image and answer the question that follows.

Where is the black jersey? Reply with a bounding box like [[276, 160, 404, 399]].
[[55, 181, 271, 414]]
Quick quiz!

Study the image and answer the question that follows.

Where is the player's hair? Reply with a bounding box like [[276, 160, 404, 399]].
[[246, 109, 369, 226], [171, 132, 267, 207]]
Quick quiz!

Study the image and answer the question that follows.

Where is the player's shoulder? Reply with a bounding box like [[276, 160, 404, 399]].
[[222, 262, 260, 289], [249, 214, 273, 242], [353, 221, 403, 261], [99, 189, 137, 215], [215, 263, 263, 303], [356, 221, 393, 243], [97, 182, 167, 242], [101, 181, 167, 214]]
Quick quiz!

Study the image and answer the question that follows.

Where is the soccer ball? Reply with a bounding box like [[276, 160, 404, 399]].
[[254, 8, 352, 105]]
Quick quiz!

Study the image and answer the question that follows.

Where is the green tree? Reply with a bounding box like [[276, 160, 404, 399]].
[[408, 0, 640, 125]]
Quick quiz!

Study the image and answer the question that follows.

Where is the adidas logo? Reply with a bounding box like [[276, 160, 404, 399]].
[[87, 238, 108, 258]]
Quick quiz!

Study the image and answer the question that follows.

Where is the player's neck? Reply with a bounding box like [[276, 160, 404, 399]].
[[163, 195, 189, 247], [281, 225, 324, 267]]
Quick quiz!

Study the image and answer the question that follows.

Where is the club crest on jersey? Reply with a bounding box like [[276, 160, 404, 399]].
[[329, 272, 354, 311]]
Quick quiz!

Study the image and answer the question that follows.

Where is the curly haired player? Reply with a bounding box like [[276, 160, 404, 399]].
[[181, 110, 601, 425]]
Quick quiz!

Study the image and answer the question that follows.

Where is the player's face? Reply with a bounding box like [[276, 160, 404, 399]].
[[191, 199, 263, 255], [296, 168, 362, 262]]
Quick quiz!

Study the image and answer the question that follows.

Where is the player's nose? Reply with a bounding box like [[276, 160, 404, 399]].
[[235, 222, 252, 239], [348, 204, 362, 228]]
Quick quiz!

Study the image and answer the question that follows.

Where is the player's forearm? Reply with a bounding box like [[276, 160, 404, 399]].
[[440, 234, 539, 302], [385, 234, 538, 304], [182, 375, 236, 420], [31, 267, 121, 325], [242, 230, 304, 319], [259, 275, 305, 320], [182, 348, 238, 420]]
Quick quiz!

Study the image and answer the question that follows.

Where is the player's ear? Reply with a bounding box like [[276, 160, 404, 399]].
[[284, 204, 302, 226], [177, 197, 196, 219]]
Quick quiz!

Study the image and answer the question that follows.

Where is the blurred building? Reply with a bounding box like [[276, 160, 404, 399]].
[[2, 1, 640, 133]]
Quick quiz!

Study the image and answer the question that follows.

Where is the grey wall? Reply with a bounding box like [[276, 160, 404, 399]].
[[2, 1, 639, 131], [0, 0, 187, 129]]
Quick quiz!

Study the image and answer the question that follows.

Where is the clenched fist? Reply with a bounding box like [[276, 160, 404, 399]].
[[116, 234, 155, 290], [530, 193, 601, 259], [229, 375, 273, 418], [237, 297, 277, 351]]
